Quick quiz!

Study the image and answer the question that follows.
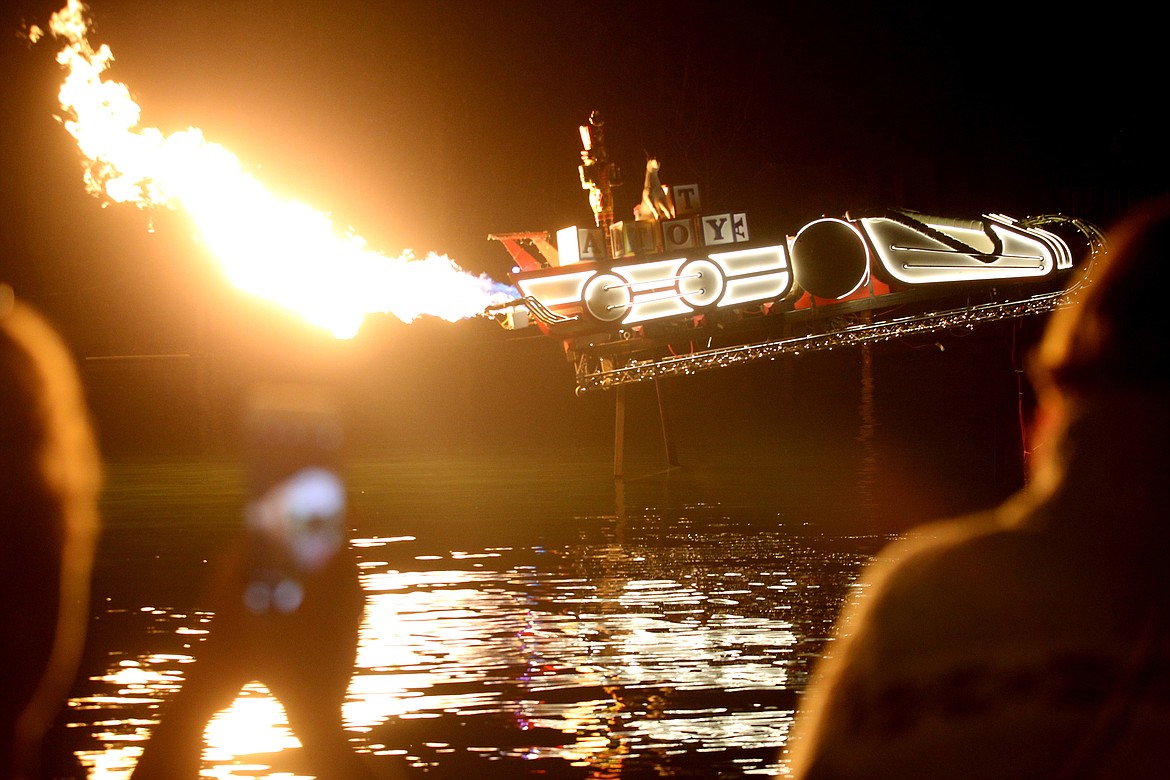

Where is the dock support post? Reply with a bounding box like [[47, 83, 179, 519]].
[[655, 378, 680, 469], [613, 385, 626, 480]]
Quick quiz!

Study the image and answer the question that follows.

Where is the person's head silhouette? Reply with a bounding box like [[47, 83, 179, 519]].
[[1035, 199, 1170, 398]]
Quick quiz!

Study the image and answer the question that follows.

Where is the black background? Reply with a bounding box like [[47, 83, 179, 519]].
[[2, 1, 1166, 463]]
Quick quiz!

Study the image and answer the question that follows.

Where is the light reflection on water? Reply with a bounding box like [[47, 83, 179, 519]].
[[52, 322, 1029, 778], [55, 456, 892, 779]]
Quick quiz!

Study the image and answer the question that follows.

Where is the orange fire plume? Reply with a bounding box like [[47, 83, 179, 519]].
[[29, 1, 516, 339]]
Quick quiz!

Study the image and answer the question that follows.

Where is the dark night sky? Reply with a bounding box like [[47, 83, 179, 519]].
[[2, 0, 1167, 459]]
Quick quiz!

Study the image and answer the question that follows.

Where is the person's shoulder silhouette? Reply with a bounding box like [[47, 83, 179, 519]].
[[1, 285, 103, 780], [786, 199, 1170, 780]]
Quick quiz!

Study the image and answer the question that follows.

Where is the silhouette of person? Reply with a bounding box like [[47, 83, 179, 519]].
[[785, 200, 1170, 779], [1, 285, 102, 780], [130, 384, 378, 780]]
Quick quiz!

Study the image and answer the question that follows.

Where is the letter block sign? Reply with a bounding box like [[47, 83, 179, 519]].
[[662, 216, 701, 251]]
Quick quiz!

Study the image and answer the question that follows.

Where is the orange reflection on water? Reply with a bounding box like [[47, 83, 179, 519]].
[[202, 683, 306, 778], [69, 623, 308, 778], [71, 652, 190, 778], [66, 510, 876, 778], [349, 537, 621, 767], [72, 676, 307, 779]]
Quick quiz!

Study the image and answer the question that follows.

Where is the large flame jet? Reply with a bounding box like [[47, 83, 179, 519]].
[[30, 0, 516, 339]]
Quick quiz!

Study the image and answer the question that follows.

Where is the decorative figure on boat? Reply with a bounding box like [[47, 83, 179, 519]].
[[577, 110, 621, 243], [634, 159, 675, 222]]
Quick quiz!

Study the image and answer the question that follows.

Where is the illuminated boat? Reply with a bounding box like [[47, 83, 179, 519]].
[[486, 114, 1104, 394]]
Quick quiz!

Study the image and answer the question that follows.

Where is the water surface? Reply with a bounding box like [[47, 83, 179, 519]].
[[47, 449, 895, 779], [49, 333, 1029, 778]]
